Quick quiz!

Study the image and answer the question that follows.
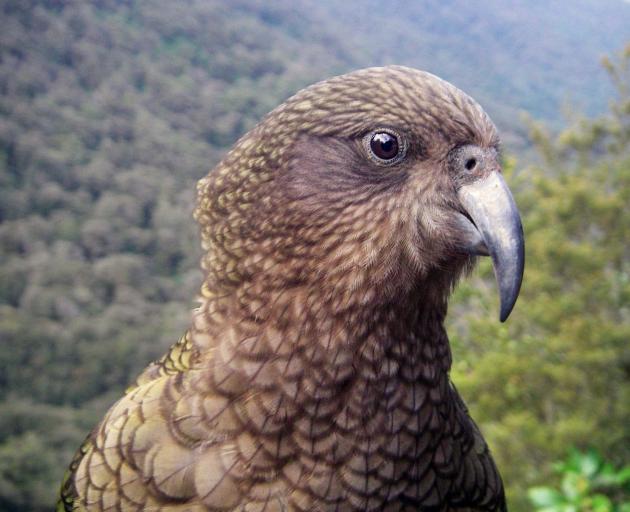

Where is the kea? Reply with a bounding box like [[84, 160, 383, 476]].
[[58, 66, 524, 511]]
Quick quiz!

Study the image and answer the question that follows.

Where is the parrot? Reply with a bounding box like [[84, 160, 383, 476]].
[[58, 65, 524, 511]]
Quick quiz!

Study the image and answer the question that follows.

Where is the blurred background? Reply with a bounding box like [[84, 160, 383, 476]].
[[0, 1, 629, 510]]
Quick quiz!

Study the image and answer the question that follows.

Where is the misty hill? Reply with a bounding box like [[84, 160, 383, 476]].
[[323, 0, 630, 120]]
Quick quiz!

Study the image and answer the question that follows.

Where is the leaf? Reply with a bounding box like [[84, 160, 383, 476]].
[[589, 494, 613, 512], [561, 473, 587, 501], [578, 450, 602, 478], [529, 487, 565, 507], [616, 466, 630, 484]]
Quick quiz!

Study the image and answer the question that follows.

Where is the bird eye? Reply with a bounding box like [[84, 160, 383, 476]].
[[371, 132, 398, 159], [363, 129, 407, 165]]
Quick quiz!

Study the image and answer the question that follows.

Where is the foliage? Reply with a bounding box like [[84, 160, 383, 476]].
[[312, 0, 630, 132], [449, 44, 630, 511], [528, 449, 630, 512], [0, 1, 352, 510]]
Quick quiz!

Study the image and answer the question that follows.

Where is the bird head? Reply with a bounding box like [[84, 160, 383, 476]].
[[196, 66, 524, 321]]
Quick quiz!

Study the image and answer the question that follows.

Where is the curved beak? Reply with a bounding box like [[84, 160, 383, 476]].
[[457, 172, 525, 322]]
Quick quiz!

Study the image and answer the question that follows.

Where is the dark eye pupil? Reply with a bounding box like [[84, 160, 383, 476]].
[[370, 132, 399, 160]]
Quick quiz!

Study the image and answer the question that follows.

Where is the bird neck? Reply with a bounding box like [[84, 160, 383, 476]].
[[193, 271, 454, 409]]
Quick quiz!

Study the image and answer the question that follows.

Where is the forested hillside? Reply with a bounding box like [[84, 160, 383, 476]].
[[0, 2, 356, 509], [449, 46, 630, 508], [300, 0, 630, 130], [0, 0, 628, 510]]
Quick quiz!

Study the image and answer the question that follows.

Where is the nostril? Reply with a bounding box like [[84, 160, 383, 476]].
[[465, 158, 477, 171]]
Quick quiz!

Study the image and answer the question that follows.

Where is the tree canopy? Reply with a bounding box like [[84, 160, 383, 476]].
[[449, 44, 630, 511]]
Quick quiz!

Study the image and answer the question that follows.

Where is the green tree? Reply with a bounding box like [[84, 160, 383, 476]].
[[529, 449, 630, 512], [450, 44, 630, 511]]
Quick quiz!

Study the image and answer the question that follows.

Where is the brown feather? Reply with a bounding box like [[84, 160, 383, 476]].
[[59, 66, 506, 511]]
